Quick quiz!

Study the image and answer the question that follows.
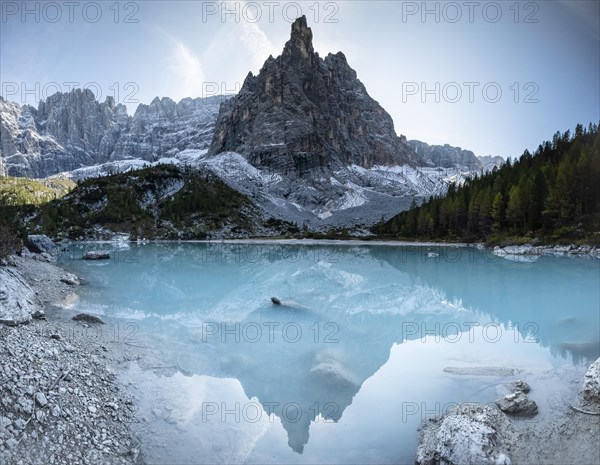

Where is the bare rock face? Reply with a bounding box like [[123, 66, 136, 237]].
[[209, 16, 418, 176], [583, 357, 600, 402], [409, 140, 483, 171], [0, 92, 224, 178], [416, 404, 514, 465], [110, 96, 223, 162], [0, 91, 128, 177]]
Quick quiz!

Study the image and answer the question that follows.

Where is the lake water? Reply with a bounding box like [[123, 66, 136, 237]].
[[58, 242, 600, 464]]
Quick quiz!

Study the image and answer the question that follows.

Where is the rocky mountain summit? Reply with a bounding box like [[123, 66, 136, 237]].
[[0, 92, 223, 178], [409, 140, 481, 170], [209, 16, 418, 175]]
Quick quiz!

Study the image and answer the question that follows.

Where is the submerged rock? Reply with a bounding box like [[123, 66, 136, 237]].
[[83, 251, 110, 260], [583, 357, 600, 402], [415, 403, 514, 465], [443, 366, 520, 377]]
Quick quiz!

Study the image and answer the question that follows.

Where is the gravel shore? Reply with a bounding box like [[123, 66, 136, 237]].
[[0, 255, 143, 465]]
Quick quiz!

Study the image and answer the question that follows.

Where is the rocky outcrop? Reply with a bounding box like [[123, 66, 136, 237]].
[[0, 92, 224, 178], [209, 16, 418, 176], [583, 357, 600, 402], [409, 140, 482, 171], [415, 404, 514, 465], [478, 155, 505, 172], [0, 91, 128, 177], [110, 96, 223, 162], [0, 266, 39, 326], [26, 235, 58, 255]]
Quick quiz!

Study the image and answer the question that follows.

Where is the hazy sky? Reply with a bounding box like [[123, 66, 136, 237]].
[[1, 0, 598, 158]]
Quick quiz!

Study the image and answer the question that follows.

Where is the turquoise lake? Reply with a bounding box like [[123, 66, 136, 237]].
[[58, 242, 600, 464]]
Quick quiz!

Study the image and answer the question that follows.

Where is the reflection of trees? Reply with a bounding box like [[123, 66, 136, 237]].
[[369, 246, 600, 362]]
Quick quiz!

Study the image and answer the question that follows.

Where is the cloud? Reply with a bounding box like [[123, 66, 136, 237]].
[[230, 0, 279, 68], [202, 1, 279, 74], [159, 28, 206, 100]]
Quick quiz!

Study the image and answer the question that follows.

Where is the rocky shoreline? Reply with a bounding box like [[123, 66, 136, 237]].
[[491, 243, 600, 259], [0, 252, 143, 465], [415, 363, 600, 465]]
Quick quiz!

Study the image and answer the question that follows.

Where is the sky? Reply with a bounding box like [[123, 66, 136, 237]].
[[1, 0, 599, 159]]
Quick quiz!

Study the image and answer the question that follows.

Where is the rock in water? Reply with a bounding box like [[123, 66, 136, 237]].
[[495, 379, 537, 416], [443, 366, 519, 377], [83, 251, 110, 260], [506, 379, 531, 393], [26, 235, 58, 255], [271, 297, 282, 305], [415, 404, 514, 465], [583, 357, 600, 402], [72, 313, 105, 325], [208, 16, 418, 176], [496, 391, 538, 417]]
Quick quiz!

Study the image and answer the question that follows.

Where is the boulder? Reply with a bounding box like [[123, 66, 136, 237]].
[[416, 403, 513, 465], [60, 273, 80, 286], [495, 391, 538, 417], [72, 313, 105, 325], [26, 235, 58, 255], [583, 357, 600, 402], [83, 251, 110, 260], [0, 267, 39, 325], [504, 380, 531, 394]]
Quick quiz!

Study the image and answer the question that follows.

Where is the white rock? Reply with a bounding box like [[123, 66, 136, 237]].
[[583, 357, 600, 402], [0, 267, 39, 325], [416, 404, 514, 465], [60, 273, 80, 286], [35, 392, 48, 407]]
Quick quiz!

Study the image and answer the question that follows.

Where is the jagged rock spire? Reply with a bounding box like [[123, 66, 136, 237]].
[[283, 16, 315, 65], [209, 16, 418, 174]]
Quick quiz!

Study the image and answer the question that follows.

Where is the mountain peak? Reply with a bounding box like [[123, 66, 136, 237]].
[[208, 16, 418, 174], [283, 15, 314, 62]]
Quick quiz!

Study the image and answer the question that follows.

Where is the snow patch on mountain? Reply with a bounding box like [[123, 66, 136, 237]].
[[51, 149, 476, 230]]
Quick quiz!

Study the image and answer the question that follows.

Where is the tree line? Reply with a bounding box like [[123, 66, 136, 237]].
[[374, 123, 600, 244]]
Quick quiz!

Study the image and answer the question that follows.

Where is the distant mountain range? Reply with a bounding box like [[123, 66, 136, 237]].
[[0, 16, 503, 231]]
